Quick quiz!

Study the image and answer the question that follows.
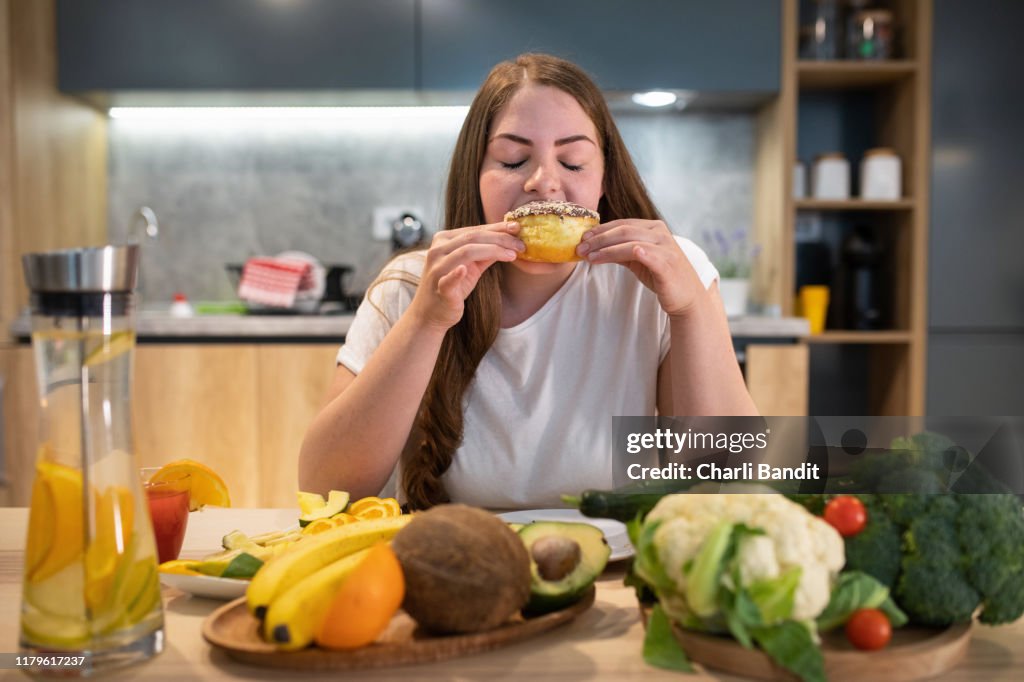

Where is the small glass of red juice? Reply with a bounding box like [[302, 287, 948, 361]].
[[140, 468, 191, 563]]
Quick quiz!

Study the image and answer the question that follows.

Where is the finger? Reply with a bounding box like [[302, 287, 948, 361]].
[[453, 220, 521, 235], [582, 218, 658, 240], [585, 241, 665, 264], [436, 264, 468, 298], [433, 227, 525, 256], [632, 244, 668, 277], [579, 226, 661, 257], [434, 243, 517, 275]]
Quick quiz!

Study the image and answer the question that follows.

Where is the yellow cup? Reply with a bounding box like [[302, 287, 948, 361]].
[[799, 285, 830, 334]]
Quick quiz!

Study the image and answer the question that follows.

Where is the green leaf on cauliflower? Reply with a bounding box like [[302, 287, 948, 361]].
[[721, 584, 759, 649], [748, 565, 802, 624], [685, 520, 736, 618], [632, 519, 676, 595], [643, 603, 694, 672], [817, 570, 907, 632], [751, 621, 825, 682]]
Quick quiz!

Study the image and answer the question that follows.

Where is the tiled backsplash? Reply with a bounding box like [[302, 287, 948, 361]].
[[107, 111, 754, 303]]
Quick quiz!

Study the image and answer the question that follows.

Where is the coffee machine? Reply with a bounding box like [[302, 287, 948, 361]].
[[832, 224, 888, 330]]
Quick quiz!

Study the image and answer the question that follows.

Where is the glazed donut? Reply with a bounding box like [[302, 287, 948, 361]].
[[504, 200, 600, 263]]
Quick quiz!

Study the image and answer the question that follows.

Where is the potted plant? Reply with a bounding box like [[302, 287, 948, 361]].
[[701, 227, 761, 317]]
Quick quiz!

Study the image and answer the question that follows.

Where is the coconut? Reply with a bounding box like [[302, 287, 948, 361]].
[[391, 504, 531, 633]]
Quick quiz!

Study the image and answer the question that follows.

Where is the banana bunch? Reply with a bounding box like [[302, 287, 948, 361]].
[[246, 515, 412, 650]]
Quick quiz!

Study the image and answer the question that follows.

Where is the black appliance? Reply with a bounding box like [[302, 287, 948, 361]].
[[831, 225, 888, 330]]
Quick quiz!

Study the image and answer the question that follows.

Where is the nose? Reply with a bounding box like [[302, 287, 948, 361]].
[[523, 157, 562, 197]]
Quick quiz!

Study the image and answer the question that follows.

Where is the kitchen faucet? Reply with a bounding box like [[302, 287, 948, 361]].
[[130, 206, 159, 304]]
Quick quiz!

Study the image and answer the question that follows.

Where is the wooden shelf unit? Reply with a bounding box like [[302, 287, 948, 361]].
[[795, 198, 916, 211], [805, 330, 914, 344], [752, 0, 931, 415], [797, 60, 918, 89]]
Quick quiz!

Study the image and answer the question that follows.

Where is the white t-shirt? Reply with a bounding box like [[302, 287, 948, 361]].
[[337, 236, 719, 509]]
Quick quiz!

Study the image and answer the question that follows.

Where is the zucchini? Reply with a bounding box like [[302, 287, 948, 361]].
[[572, 480, 700, 522], [576, 490, 665, 522]]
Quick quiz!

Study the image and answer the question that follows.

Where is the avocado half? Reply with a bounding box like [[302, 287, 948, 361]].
[[518, 521, 611, 615]]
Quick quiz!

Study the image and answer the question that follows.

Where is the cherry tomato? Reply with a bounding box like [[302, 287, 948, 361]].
[[824, 496, 867, 537], [845, 608, 892, 651]]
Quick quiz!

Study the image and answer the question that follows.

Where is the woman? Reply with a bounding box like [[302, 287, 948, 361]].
[[299, 54, 758, 510]]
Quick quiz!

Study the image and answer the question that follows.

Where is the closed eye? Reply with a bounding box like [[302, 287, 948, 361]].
[[562, 162, 584, 172], [501, 160, 526, 170]]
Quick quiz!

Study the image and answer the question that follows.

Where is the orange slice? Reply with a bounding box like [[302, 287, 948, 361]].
[[158, 559, 202, 576], [331, 513, 361, 526], [29, 460, 85, 582], [349, 496, 402, 520], [148, 459, 231, 510], [302, 518, 337, 535]]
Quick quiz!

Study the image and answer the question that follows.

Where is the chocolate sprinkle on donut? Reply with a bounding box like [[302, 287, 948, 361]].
[[504, 200, 600, 221]]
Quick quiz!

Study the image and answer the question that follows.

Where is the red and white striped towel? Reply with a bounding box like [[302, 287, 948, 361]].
[[237, 257, 314, 308]]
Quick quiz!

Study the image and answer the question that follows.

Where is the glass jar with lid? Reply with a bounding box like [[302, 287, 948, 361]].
[[847, 9, 895, 60], [19, 245, 164, 676]]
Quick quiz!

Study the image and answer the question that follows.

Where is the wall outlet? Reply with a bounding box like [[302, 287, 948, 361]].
[[372, 206, 425, 241]]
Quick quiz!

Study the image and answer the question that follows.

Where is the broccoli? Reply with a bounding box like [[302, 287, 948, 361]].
[[893, 494, 1024, 626], [789, 432, 1024, 627], [896, 556, 981, 626], [791, 489, 1024, 627], [843, 496, 902, 588], [957, 495, 1024, 625]]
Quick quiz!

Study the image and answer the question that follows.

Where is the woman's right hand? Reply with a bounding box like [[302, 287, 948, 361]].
[[408, 221, 524, 330]]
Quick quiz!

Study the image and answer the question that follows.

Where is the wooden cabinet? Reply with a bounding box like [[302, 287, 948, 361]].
[[57, 0, 417, 90], [752, 0, 931, 414], [745, 344, 809, 416], [1, 343, 339, 508], [419, 0, 780, 92], [0, 0, 107, 337], [57, 0, 780, 95]]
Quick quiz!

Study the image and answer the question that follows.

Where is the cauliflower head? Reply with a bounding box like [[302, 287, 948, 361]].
[[638, 491, 844, 625]]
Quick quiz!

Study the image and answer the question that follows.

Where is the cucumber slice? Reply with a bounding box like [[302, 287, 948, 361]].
[[221, 552, 264, 579], [222, 530, 251, 550]]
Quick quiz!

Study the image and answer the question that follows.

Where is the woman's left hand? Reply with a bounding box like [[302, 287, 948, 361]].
[[577, 219, 705, 317]]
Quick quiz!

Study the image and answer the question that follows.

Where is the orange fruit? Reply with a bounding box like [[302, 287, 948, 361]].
[[28, 460, 85, 582], [349, 497, 401, 520], [331, 513, 360, 526], [302, 518, 336, 535], [148, 459, 231, 510], [315, 543, 404, 650]]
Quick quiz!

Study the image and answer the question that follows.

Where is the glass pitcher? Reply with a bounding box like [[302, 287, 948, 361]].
[[19, 245, 163, 675]]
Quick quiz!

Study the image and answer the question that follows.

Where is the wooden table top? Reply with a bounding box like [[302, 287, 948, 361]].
[[1, 508, 1021, 681]]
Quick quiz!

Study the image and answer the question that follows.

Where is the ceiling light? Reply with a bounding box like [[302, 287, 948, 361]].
[[630, 91, 678, 108]]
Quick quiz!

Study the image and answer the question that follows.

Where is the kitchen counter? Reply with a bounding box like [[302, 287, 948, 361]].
[[7, 311, 807, 341], [1, 507, 1021, 681], [8, 311, 355, 340]]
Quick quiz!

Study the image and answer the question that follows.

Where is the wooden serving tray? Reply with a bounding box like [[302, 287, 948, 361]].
[[202, 587, 595, 670], [640, 604, 972, 682]]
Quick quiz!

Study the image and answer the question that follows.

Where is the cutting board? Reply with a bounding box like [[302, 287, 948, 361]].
[[202, 587, 594, 670], [640, 604, 972, 682]]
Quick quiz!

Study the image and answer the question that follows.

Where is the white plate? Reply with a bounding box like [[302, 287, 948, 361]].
[[497, 509, 634, 562], [160, 572, 249, 601]]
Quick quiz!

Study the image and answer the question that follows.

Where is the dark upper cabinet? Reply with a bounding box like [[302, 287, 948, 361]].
[[419, 0, 780, 92], [57, 0, 417, 90], [58, 1, 779, 95]]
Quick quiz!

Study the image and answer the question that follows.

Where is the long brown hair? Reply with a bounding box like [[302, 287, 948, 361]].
[[402, 53, 661, 509]]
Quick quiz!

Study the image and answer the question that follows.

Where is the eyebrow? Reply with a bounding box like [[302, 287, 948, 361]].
[[490, 133, 596, 147]]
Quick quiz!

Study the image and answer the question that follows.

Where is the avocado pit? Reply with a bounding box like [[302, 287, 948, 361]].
[[530, 535, 582, 581]]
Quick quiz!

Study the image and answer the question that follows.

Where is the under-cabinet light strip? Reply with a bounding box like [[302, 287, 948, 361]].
[[108, 106, 471, 121]]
